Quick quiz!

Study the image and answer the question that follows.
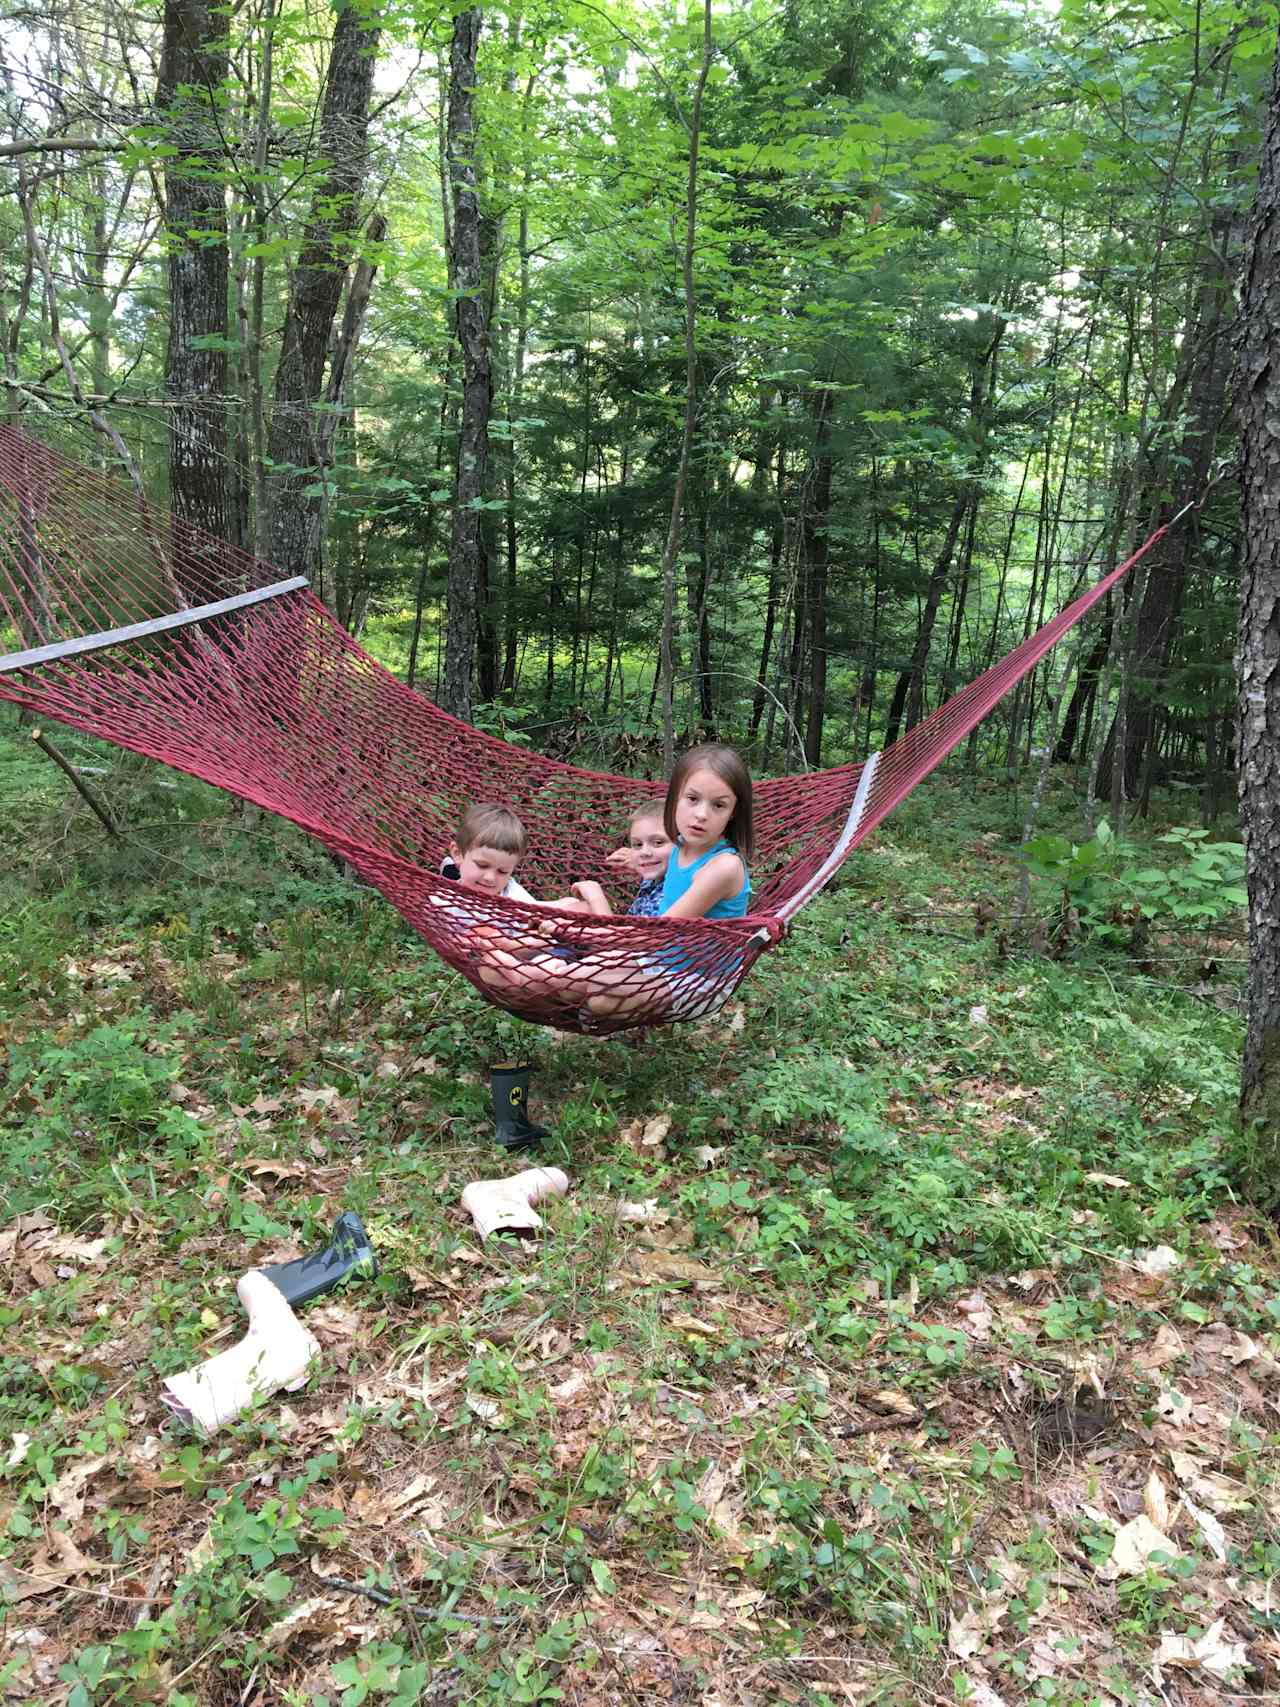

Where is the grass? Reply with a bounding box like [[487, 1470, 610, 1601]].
[[0, 717, 1275, 1707]]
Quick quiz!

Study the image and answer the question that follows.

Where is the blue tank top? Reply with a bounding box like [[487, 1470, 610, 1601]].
[[660, 840, 750, 919]]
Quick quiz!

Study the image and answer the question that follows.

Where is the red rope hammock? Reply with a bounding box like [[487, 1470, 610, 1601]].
[[0, 426, 1167, 1033]]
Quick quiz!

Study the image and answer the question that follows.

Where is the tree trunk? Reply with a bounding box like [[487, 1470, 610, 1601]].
[[885, 492, 969, 745], [442, 6, 492, 721], [802, 389, 834, 765], [750, 436, 785, 741], [657, 0, 713, 770], [1237, 38, 1280, 1161], [1101, 237, 1235, 797], [157, 0, 230, 570], [263, 0, 380, 584]]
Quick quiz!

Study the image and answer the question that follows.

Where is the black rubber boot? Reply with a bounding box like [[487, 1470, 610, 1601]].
[[259, 1211, 378, 1308], [491, 1065, 548, 1152]]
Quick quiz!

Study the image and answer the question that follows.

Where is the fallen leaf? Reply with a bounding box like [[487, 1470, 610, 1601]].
[[1153, 1617, 1247, 1681], [641, 1113, 672, 1148], [1135, 1245, 1182, 1280], [1167, 1450, 1251, 1515], [1180, 1491, 1227, 1562], [250, 1093, 286, 1115], [1143, 1469, 1172, 1533], [1098, 1514, 1181, 1581]]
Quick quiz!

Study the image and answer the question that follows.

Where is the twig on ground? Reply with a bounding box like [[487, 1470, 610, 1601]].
[[836, 1411, 921, 1438], [309, 1573, 512, 1624]]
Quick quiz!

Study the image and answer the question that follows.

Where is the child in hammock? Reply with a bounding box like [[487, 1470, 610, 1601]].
[[568, 802, 672, 918], [483, 744, 753, 1021], [453, 802, 667, 986]]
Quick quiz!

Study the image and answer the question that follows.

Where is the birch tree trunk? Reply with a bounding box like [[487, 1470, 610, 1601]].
[[1237, 37, 1280, 1162]]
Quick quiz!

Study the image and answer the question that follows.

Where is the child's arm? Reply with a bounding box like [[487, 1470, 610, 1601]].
[[568, 880, 613, 915], [660, 851, 745, 920]]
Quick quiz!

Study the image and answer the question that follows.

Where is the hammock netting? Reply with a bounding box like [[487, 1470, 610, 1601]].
[[0, 426, 1165, 1034]]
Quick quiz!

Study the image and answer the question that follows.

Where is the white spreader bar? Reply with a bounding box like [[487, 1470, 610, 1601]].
[[747, 749, 882, 947], [0, 575, 309, 675]]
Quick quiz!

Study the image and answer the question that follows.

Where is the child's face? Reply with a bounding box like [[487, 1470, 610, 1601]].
[[451, 840, 521, 896], [628, 814, 672, 880], [674, 766, 736, 852]]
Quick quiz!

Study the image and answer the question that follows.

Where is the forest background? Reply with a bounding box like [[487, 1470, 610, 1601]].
[[4, 0, 1268, 784]]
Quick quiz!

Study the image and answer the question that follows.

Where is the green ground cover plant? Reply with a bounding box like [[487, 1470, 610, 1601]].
[[0, 724, 1275, 1706]]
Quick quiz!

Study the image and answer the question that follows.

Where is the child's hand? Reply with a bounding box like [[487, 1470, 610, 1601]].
[[605, 846, 638, 872]]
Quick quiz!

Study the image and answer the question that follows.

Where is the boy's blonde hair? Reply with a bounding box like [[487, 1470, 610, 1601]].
[[454, 803, 528, 857], [628, 802, 667, 833]]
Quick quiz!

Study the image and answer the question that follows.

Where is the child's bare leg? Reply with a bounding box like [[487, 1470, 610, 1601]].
[[582, 961, 668, 1019]]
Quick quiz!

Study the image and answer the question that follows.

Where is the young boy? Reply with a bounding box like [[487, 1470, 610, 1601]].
[[569, 804, 671, 917], [440, 803, 537, 903]]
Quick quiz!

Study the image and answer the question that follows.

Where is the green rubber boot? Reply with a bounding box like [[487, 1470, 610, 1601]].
[[490, 1065, 548, 1152], [259, 1211, 378, 1307]]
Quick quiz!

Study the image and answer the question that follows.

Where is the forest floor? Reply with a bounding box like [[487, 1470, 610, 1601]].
[[0, 723, 1275, 1707]]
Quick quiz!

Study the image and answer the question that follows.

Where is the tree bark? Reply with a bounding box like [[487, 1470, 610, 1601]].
[[157, 0, 231, 569], [1237, 37, 1280, 1155], [657, 0, 713, 770], [441, 7, 492, 721], [802, 388, 834, 765], [263, 0, 380, 584]]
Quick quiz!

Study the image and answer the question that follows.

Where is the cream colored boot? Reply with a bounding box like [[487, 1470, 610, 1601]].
[[161, 1269, 320, 1435], [461, 1167, 569, 1241]]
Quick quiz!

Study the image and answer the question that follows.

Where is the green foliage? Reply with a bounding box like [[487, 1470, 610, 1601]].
[[1022, 819, 1246, 941]]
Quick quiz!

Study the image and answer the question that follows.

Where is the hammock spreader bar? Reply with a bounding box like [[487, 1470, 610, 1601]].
[[768, 749, 881, 932], [0, 576, 309, 674], [0, 423, 1178, 1033]]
